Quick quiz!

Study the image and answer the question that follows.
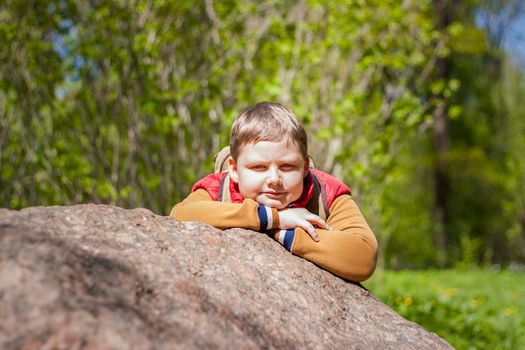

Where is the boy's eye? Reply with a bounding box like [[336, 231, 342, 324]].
[[250, 165, 267, 170], [281, 164, 298, 170]]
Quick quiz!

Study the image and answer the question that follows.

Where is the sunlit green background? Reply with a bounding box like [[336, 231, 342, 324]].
[[1, 1, 524, 348]]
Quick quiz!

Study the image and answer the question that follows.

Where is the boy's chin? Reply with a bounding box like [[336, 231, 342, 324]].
[[256, 197, 289, 210]]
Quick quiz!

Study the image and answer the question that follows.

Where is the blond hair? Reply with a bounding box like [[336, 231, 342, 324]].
[[229, 102, 308, 161]]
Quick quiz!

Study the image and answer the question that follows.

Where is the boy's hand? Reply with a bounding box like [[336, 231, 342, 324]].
[[278, 208, 332, 242]]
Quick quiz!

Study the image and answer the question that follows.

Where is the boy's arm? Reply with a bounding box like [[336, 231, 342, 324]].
[[170, 189, 280, 231], [272, 194, 378, 282]]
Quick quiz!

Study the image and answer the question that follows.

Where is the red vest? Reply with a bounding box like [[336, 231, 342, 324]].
[[192, 169, 351, 218]]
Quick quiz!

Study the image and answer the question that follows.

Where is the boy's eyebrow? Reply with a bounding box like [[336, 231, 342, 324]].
[[243, 156, 303, 163], [278, 158, 302, 163]]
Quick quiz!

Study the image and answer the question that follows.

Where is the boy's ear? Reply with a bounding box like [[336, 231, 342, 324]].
[[228, 157, 239, 183], [304, 156, 311, 176]]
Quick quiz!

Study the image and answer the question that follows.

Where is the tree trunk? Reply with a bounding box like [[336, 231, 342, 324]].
[[432, 0, 455, 265]]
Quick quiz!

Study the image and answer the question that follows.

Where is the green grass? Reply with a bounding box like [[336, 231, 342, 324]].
[[363, 269, 525, 350]]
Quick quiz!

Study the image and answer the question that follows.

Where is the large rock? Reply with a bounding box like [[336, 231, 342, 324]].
[[0, 205, 452, 349]]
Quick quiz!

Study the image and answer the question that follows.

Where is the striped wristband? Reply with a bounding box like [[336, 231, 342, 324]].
[[278, 229, 295, 251], [257, 205, 275, 231]]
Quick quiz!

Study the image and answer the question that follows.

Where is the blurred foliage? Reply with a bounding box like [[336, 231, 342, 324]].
[[0, 0, 524, 267], [380, 0, 525, 268], [365, 269, 525, 349]]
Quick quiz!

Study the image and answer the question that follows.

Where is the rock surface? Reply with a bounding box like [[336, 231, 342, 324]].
[[0, 205, 452, 349]]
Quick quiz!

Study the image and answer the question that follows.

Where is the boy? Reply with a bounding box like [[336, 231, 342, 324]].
[[170, 102, 377, 282]]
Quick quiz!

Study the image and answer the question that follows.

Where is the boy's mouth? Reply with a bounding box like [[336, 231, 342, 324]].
[[263, 191, 286, 198]]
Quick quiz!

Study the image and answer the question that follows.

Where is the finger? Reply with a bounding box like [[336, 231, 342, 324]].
[[316, 220, 332, 231], [306, 215, 331, 231], [303, 222, 319, 242]]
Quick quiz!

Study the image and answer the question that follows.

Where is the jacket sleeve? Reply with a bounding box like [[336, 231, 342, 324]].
[[271, 194, 378, 282], [170, 189, 280, 231]]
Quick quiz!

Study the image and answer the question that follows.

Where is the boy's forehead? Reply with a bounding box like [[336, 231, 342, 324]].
[[238, 140, 304, 160]]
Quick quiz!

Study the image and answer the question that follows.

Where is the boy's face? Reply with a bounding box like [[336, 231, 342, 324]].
[[228, 140, 308, 209]]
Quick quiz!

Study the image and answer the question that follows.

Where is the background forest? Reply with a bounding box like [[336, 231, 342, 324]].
[[2, 1, 525, 348], [1, 0, 525, 270]]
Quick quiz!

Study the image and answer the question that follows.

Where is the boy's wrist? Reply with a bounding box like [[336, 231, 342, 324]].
[[257, 205, 279, 231], [278, 229, 295, 251]]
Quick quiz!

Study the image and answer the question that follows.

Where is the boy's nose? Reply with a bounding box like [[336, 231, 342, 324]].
[[267, 168, 282, 186]]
